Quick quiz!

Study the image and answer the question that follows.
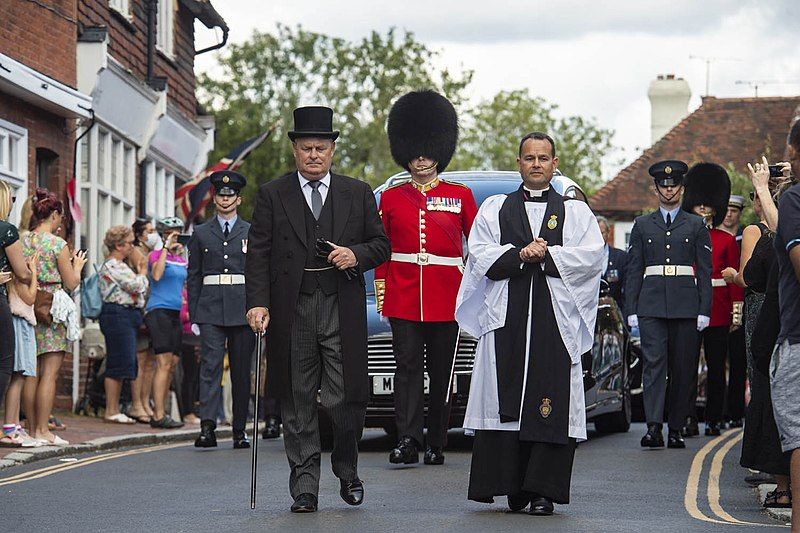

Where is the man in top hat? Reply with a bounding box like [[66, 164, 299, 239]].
[[245, 106, 390, 513], [719, 194, 746, 428], [625, 160, 712, 449], [375, 90, 478, 466], [681, 165, 739, 437], [188, 170, 254, 449]]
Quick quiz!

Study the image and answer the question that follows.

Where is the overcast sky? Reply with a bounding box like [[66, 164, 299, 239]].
[[195, 0, 800, 180]]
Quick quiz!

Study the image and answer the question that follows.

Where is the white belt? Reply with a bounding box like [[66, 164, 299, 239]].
[[203, 274, 245, 285], [391, 252, 463, 267], [643, 265, 694, 277], [711, 278, 727, 287]]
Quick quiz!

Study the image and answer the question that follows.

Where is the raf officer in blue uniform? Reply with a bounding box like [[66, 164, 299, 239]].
[[625, 160, 712, 449], [188, 170, 255, 449]]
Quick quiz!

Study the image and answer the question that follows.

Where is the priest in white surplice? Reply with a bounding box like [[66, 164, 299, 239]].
[[456, 132, 605, 516]]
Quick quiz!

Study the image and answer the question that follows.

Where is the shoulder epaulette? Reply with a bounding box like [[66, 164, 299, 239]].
[[440, 179, 470, 189], [385, 179, 411, 191]]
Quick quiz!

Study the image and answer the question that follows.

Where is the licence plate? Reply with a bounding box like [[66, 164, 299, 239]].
[[372, 374, 457, 395]]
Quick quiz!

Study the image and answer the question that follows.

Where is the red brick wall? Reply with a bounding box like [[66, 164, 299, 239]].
[[77, 0, 198, 121], [0, 0, 78, 87]]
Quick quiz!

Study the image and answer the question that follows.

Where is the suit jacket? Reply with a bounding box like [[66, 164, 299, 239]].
[[625, 208, 712, 319], [187, 216, 250, 327], [245, 171, 390, 402], [604, 246, 628, 317]]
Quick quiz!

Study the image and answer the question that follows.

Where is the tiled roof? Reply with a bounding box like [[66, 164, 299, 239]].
[[591, 96, 800, 216]]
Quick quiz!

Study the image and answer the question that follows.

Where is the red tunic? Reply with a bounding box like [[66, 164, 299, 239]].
[[709, 228, 739, 327], [375, 178, 478, 322]]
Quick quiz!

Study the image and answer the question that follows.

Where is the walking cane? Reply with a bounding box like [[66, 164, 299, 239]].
[[250, 331, 262, 509], [444, 328, 461, 407]]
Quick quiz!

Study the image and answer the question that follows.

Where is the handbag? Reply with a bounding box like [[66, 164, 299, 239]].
[[34, 289, 53, 326]]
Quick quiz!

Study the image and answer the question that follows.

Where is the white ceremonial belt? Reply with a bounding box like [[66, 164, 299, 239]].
[[203, 274, 245, 285], [711, 278, 727, 287], [391, 252, 463, 267], [643, 265, 694, 277]]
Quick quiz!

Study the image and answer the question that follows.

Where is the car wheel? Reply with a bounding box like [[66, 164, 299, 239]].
[[593, 388, 631, 434]]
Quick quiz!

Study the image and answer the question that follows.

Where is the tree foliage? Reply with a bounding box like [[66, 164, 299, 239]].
[[198, 25, 615, 218]]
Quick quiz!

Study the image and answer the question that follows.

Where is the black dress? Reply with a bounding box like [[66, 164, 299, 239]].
[[0, 219, 20, 406], [739, 234, 790, 475]]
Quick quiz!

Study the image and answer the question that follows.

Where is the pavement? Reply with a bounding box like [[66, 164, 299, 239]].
[[0, 422, 791, 532]]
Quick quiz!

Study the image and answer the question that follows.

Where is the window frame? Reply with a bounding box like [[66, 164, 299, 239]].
[[0, 118, 29, 226], [156, 0, 175, 58]]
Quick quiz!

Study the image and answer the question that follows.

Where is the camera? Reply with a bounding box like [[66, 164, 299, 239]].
[[177, 234, 191, 246], [768, 165, 784, 178]]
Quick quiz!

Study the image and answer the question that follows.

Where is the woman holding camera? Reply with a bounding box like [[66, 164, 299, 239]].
[[145, 218, 187, 429]]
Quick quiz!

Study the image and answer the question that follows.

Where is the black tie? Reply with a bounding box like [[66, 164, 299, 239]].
[[309, 181, 323, 220], [666, 213, 672, 227], [224, 221, 230, 238]]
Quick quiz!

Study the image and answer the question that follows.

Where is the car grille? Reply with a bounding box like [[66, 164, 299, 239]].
[[367, 335, 477, 374]]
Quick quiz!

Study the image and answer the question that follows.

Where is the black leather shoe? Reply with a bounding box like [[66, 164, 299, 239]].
[[668, 429, 686, 448], [232, 429, 250, 449], [262, 415, 281, 439], [290, 493, 318, 513], [507, 492, 531, 512], [194, 420, 217, 448], [389, 436, 419, 464], [705, 422, 721, 436], [681, 416, 699, 437], [728, 418, 743, 429], [529, 496, 554, 516], [424, 446, 445, 465], [339, 478, 364, 506], [640, 423, 664, 448]]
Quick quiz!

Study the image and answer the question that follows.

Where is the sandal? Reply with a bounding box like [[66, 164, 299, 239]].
[[763, 489, 792, 508], [104, 413, 136, 424], [48, 416, 67, 431], [0, 433, 23, 447]]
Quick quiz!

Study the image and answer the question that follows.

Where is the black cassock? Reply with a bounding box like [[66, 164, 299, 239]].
[[468, 187, 577, 505]]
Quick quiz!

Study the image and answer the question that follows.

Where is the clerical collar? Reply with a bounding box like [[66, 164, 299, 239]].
[[523, 186, 550, 202], [410, 177, 440, 193]]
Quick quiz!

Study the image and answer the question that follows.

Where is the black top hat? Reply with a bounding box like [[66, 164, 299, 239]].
[[648, 160, 689, 187], [387, 90, 458, 173], [210, 170, 247, 196], [681, 162, 731, 227], [288, 106, 339, 141]]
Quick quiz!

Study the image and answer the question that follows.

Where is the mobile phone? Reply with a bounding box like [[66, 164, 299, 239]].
[[78, 248, 88, 255], [177, 234, 191, 245], [768, 165, 784, 178]]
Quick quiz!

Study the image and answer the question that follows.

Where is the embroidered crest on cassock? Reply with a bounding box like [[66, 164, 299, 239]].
[[547, 215, 558, 230], [540, 398, 552, 418]]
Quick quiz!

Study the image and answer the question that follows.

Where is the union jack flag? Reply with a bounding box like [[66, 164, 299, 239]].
[[175, 124, 277, 224]]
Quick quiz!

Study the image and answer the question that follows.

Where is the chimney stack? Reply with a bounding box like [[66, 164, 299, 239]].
[[647, 74, 691, 144]]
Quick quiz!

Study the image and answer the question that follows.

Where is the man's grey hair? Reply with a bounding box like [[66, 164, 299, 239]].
[[596, 215, 610, 231]]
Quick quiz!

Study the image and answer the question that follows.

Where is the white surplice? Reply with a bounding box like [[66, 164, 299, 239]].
[[456, 193, 606, 440]]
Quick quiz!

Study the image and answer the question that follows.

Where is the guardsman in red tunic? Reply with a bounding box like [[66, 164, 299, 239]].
[[681, 163, 738, 437], [375, 90, 478, 466]]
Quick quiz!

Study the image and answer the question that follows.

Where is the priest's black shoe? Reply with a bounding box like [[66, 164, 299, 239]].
[[668, 429, 686, 448], [528, 496, 554, 516], [194, 420, 217, 448], [681, 416, 699, 437], [339, 478, 364, 506], [640, 423, 664, 448], [232, 429, 250, 449], [728, 418, 743, 429], [290, 493, 318, 513], [507, 492, 531, 512], [424, 446, 445, 465], [262, 415, 281, 439], [389, 436, 419, 464], [705, 422, 721, 436]]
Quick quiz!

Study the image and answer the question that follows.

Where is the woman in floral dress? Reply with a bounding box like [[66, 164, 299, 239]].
[[24, 189, 86, 446]]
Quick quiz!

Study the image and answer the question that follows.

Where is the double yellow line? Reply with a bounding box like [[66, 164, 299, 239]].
[[0, 442, 188, 487], [684, 428, 786, 528]]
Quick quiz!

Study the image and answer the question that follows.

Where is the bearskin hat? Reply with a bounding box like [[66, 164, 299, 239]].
[[387, 90, 458, 173], [681, 162, 731, 227]]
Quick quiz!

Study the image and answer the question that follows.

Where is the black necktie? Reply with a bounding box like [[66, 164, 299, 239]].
[[224, 221, 230, 238], [666, 213, 672, 227], [309, 181, 323, 220]]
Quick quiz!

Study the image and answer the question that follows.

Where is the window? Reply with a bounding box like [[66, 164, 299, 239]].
[[0, 119, 29, 225], [143, 160, 176, 219], [109, 0, 130, 17], [157, 0, 174, 57], [36, 148, 58, 190], [76, 126, 136, 266]]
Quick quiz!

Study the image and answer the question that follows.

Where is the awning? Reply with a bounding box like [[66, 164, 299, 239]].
[[0, 53, 92, 119]]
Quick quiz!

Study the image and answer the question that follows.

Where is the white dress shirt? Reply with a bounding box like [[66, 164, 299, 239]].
[[298, 171, 331, 210]]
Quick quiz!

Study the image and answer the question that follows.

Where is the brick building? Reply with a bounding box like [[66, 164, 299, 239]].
[[0, 0, 227, 409], [591, 96, 800, 249]]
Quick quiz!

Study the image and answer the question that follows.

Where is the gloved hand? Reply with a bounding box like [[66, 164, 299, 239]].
[[191, 323, 200, 336], [627, 315, 639, 329], [697, 315, 710, 331]]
